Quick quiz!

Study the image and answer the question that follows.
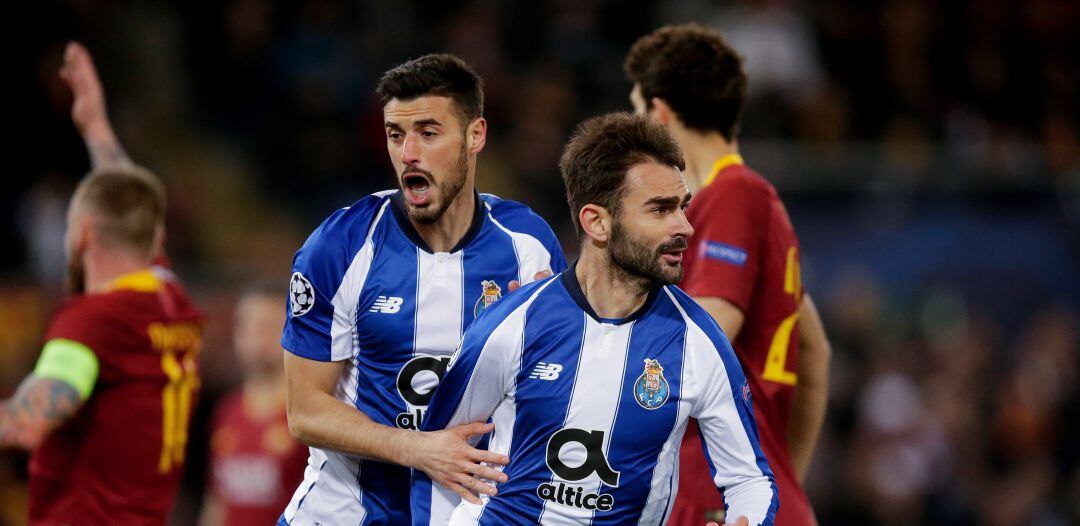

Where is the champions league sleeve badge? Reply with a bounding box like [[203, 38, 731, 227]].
[[634, 358, 670, 410], [473, 280, 503, 317], [290, 272, 315, 317]]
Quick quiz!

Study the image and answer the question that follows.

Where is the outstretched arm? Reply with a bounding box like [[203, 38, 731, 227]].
[[58, 41, 132, 170]]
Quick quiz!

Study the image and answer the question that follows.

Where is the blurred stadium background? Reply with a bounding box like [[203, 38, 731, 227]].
[[5, 1, 1078, 524]]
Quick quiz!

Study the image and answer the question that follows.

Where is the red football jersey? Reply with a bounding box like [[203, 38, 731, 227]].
[[29, 269, 204, 526], [670, 157, 815, 526], [208, 390, 307, 526]]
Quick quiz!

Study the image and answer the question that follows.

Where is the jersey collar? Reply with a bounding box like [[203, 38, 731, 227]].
[[703, 153, 744, 187], [389, 189, 486, 254], [560, 259, 660, 326], [103, 268, 162, 293]]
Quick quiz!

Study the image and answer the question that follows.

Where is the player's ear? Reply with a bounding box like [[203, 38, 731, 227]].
[[75, 214, 93, 253], [466, 117, 487, 155], [579, 204, 611, 243], [651, 97, 676, 127], [151, 223, 166, 259]]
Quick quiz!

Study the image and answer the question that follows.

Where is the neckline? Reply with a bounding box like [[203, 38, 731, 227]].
[[389, 190, 486, 254], [103, 268, 161, 293], [559, 259, 660, 326], [703, 153, 745, 187]]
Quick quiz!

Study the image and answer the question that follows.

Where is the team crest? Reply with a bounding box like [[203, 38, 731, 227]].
[[633, 358, 670, 410], [473, 280, 502, 316]]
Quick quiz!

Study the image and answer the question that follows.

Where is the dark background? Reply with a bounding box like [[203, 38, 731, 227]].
[[3, 1, 1078, 524]]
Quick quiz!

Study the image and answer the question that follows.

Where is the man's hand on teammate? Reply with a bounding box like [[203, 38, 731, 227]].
[[58, 41, 131, 168], [705, 516, 749, 526], [507, 270, 553, 293], [404, 421, 510, 505]]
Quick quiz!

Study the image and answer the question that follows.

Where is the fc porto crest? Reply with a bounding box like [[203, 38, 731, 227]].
[[634, 358, 670, 410], [473, 280, 503, 316]]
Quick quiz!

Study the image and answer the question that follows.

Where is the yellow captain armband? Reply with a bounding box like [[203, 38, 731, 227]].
[[33, 339, 100, 400]]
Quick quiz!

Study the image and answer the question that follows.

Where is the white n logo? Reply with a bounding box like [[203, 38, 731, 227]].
[[529, 362, 563, 381], [370, 296, 404, 314]]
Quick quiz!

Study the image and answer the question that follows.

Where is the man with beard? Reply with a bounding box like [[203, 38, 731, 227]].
[[412, 113, 776, 526], [0, 42, 204, 525], [279, 54, 566, 525], [625, 24, 831, 526]]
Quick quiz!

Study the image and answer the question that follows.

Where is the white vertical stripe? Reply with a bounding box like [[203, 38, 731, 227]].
[[485, 205, 553, 284], [330, 200, 390, 361], [638, 304, 692, 525], [665, 288, 774, 525], [283, 449, 366, 524], [414, 250, 465, 355], [436, 279, 558, 526], [538, 318, 633, 525], [410, 249, 466, 416]]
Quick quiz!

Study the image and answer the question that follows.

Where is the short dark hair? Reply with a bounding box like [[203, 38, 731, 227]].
[[624, 23, 747, 141], [73, 165, 166, 255], [375, 53, 484, 125], [559, 112, 685, 235]]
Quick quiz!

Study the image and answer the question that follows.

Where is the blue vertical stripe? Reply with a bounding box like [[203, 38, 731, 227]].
[[478, 289, 586, 525], [596, 298, 685, 525]]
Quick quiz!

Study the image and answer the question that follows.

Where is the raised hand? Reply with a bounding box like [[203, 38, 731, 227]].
[[58, 41, 130, 168]]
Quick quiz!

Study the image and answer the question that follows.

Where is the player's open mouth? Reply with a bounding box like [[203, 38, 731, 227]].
[[402, 173, 433, 206], [661, 249, 684, 265]]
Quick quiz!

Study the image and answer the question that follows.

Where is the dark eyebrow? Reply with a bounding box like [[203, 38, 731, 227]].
[[385, 118, 443, 131], [644, 195, 681, 207], [644, 191, 692, 208]]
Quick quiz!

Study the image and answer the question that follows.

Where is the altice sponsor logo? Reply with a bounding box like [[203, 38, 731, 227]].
[[536, 481, 615, 511], [537, 428, 620, 512]]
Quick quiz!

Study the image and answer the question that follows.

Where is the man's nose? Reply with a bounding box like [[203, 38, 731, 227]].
[[401, 134, 421, 165], [674, 208, 694, 239]]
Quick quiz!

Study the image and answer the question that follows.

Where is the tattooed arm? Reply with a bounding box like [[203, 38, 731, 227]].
[[0, 339, 99, 450], [0, 376, 84, 451], [58, 41, 132, 170]]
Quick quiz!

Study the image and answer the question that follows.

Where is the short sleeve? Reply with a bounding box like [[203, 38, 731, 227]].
[[682, 179, 771, 311], [282, 198, 385, 362]]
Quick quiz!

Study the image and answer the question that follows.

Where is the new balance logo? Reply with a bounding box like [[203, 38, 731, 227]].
[[529, 362, 563, 381], [370, 296, 404, 314]]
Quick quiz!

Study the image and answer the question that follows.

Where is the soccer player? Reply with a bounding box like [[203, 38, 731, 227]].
[[279, 54, 566, 524], [201, 284, 308, 526], [624, 24, 832, 526], [413, 112, 777, 526], [0, 41, 203, 525]]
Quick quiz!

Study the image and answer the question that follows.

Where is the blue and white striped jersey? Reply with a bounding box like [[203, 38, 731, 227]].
[[412, 265, 778, 526], [278, 190, 567, 526]]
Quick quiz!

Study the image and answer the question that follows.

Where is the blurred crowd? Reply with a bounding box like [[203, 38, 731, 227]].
[[4, 1, 1078, 525]]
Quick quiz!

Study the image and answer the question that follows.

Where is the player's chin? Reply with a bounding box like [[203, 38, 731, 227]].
[[406, 198, 444, 225], [656, 261, 683, 285]]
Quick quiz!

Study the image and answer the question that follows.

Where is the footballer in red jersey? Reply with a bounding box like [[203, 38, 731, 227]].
[[0, 169, 204, 525], [201, 287, 307, 526], [0, 42, 204, 525], [627, 25, 832, 526], [31, 267, 203, 525]]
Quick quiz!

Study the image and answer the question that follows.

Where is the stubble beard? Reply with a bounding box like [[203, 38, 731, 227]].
[[405, 144, 470, 225], [608, 218, 686, 290]]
